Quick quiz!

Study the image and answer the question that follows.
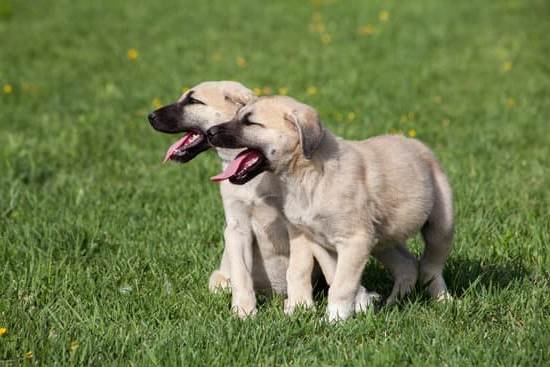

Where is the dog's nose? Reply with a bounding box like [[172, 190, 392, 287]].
[[207, 126, 221, 139], [148, 112, 157, 125]]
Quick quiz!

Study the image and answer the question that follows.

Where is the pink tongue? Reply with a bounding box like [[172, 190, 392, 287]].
[[163, 132, 194, 163], [211, 150, 260, 182]]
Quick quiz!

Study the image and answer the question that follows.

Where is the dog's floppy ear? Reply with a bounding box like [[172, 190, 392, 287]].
[[177, 89, 192, 103], [223, 83, 254, 107], [286, 105, 324, 159]]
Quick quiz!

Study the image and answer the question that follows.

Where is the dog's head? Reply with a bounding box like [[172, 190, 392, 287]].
[[207, 96, 324, 184], [148, 81, 253, 163]]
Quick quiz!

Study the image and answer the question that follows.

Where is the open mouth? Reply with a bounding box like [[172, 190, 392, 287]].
[[163, 130, 209, 163], [210, 149, 267, 185]]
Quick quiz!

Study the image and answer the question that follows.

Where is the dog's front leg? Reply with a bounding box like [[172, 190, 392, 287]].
[[224, 203, 256, 318], [327, 233, 373, 322], [284, 230, 315, 314], [310, 243, 380, 312]]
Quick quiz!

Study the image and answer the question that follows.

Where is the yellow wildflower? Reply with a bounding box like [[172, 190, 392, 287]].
[[211, 52, 222, 61], [24, 351, 33, 360], [278, 87, 289, 95], [0, 327, 7, 336], [253, 87, 262, 96], [379, 10, 390, 22], [506, 98, 517, 108], [127, 48, 138, 61], [408, 129, 417, 138], [501, 61, 512, 72], [3, 83, 13, 94], [262, 86, 273, 95], [321, 33, 331, 44], [152, 98, 162, 109], [359, 24, 376, 36], [312, 12, 322, 22], [70, 340, 80, 352], [310, 0, 323, 7], [347, 112, 356, 122], [307, 86, 318, 96], [311, 22, 326, 33], [236, 56, 247, 68]]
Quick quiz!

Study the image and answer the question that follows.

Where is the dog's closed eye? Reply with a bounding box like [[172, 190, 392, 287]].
[[224, 95, 245, 107], [242, 113, 263, 127], [186, 92, 205, 106]]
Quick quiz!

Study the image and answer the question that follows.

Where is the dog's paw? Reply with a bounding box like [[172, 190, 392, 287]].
[[326, 302, 354, 322], [435, 291, 453, 303], [354, 287, 380, 313], [283, 297, 314, 315], [232, 304, 258, 319], [232, 292, 257, 319], [385, 277, 416, 305], [208, 270, 231, 293]]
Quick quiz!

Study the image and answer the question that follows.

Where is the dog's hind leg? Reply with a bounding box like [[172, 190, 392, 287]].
[[372, 243, 418, 305], [419, 164, 454, 301]]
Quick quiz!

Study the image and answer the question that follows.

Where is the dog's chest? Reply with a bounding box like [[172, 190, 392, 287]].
[[284, 200, 334, 247]]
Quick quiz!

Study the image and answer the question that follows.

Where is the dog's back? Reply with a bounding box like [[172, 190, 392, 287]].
[[346, 135, 435, 242]]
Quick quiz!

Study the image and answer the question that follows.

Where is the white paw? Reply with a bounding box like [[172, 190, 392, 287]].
[[355, 287, 380, 313], [232, 304, 257, 319], [284, 297, 314, 315], [232, 292, 257, 319], [326, 302, 354, 322], [436, 291, 453, 302], [208, 270, 231, 293]]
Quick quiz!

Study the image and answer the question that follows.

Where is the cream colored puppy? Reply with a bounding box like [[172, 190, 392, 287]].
[[148, 82, 379, 317], [207, 95, 454, 321]]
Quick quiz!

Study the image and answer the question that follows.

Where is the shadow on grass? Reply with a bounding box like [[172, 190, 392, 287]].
[[311, 256, 530, 304], [224, 256, 530, 312], [444, 257, 529, 297]]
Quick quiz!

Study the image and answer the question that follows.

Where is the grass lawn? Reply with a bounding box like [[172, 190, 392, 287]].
[[1, 0, 549, 365]]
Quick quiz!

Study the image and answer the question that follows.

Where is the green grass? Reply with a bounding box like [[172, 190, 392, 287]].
[[1, 0, 549, 365]]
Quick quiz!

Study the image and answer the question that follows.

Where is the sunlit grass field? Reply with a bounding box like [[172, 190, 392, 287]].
[[1, 0, 548, 365]]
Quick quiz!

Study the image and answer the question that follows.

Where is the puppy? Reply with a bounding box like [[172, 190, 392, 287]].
[[148, 82, 378, 317], [207, 95, 454, 321], [149, 81, 285, 317]]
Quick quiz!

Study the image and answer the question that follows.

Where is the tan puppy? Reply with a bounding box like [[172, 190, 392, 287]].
[[148, 82, 379, 317], [207, 95, 454, 321]]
